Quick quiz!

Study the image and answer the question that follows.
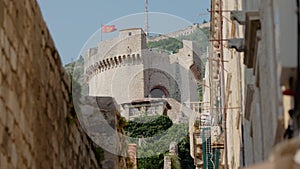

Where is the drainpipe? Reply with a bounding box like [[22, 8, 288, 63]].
[[219, 0, 228, 168]]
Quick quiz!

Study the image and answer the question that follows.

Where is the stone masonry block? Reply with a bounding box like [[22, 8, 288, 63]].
[[5, 68, 14, 88], [51, 134, 59, 155], [17, 159, 28, 169], [6, 90, 21, 124], [5, 111, 14, 134], [18, 111, 27, 134], [18, 43, 26, 66], [11, 125, 23, 148], [24, 1, 34, 23], [0, 69, 2, 86], [0, 152, 8, 169], [10, 142, 18, 168], [17, 65, 27, 90], [0, 98, 6, 124], [0, 79, 9, 104], [2, 126, 12, 156], [23, 130, 34, 149], [22, 143, 32, 167], [7, 0, 17, 20], [3, 14, 17, 49], [0, 122, 4, 145], [14, 129, 26, 151], [22, 19, 31, 50], [2, 0, 9, 6], [0, 27, 10, 59], [13, 2, 26, 41], [0, 51, 6, 76], [9, 47, 17, 71], [0, 1, 4, 27]]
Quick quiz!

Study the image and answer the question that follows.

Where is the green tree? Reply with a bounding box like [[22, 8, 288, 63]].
[[125, 116, 195, 169], [125, 115, 173, 138], [178, 136, 195, 169]]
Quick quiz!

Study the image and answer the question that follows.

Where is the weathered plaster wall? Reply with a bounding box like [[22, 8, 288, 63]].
[[222, 0, 243, 167], [241, 0, 298, 167]]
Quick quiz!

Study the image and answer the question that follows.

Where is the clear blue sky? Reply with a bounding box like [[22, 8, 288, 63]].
[[37, 0, 210, 64]]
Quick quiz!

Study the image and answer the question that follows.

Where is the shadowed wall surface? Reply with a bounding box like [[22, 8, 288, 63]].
[[0, 0, 103, 168]]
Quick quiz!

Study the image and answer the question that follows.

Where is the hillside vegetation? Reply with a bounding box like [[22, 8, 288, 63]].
[[147, 26, 210, 55]]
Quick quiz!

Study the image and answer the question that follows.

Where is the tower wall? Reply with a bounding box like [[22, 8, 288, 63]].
[[88, 53, 145, 104], [85, 29, 201, 105]]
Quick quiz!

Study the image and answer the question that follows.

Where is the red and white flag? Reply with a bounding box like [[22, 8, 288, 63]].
[[101, 25, 117, 33]]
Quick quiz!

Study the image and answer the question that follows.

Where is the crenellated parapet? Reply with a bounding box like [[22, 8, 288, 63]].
[[85, 53, 142, 79], [86, 27, 202, 106]]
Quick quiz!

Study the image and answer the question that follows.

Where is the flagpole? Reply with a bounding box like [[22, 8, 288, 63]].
[[100, 24, 103, 41]]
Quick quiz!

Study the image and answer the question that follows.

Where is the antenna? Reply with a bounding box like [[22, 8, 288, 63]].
[[144, 0, 149, 36]]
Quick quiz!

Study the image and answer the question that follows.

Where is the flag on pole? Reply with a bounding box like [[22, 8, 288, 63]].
[[102, 25, 117, 33]]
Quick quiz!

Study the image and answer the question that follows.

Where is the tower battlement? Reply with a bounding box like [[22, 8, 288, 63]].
[[85, 28, 202, 108]]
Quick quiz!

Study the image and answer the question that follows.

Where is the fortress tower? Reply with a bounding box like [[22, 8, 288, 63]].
[[84, 28, 202, 122]]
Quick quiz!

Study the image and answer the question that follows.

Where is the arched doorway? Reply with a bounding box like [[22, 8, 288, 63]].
[[150, 86, 169, 98]]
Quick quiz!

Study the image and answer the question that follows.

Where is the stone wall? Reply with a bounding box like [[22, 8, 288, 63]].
[[86, 29, 201, 106], [0, 0, 102, 168]]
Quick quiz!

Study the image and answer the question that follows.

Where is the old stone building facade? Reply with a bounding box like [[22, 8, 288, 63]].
[[190, 0, 300, 168], [240, 0, 299, 166]]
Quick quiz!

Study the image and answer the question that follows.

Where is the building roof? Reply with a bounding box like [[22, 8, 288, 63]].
[[122, 98, 172, 109]]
